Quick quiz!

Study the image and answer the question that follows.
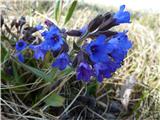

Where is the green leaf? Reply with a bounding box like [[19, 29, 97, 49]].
[[132, 90, 149, 119], [58, 67, 73, 78], [64, 0, 77, 25], [45, 93, 65, 107], [22, 63, 53, 82], [12, 58, 53, 82], [87, 82, 98, 96], [54, 0, 63, 23]]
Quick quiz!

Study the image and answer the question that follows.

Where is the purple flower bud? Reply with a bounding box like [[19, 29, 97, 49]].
[[76, 61, 93, 82]]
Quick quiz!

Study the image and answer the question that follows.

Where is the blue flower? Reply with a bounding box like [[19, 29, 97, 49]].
[[85, 35, 113, 63], [16, 40, 27, 51], [52, 53, 70, 70], [41, 26, 64, 51], [84, 32, 132, 82], [15, 40, 27, 62], [35, 24, 43, 31], [76, 61, 93, 82], [94, 61, 121, 82], [16, 53, 24, 62], [94, 63, 111, 82], [108, 32, 132, 63], [114, 5, 130, 24], [30, 45, 47, 61]]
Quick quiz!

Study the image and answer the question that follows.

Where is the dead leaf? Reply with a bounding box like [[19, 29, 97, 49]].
[[120, 74, 136, 110]]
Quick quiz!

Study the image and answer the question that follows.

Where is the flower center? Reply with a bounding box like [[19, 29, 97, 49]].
[[18, 42, 24, 47], [91, 45, 98, 53], [80, 66, 87, 76], [51, 34, 59, 41]]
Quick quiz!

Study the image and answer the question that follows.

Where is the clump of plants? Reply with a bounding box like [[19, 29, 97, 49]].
[[1, 1, 136, 119], [14, 4, 132, 82]]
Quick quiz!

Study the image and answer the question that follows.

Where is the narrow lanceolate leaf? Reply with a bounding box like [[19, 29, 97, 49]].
[[64, 0, 77, 25], [45, 93, 65, 107], [54, 0, 63, 22], [21, 63, 53, 82], [12, 57, 53, 82]]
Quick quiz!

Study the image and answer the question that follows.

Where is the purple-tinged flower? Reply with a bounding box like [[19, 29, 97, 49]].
[[44, 19, 57, 28], [76, 61, 93, 82], [30, 45, 47, 61], [16, 40, 27, 51], [113, 5, 130, 24], [52, 53, 70, 70], [72, 51, 90, 67], [85, 35, 113, 63], [41, 26, 64, 51]]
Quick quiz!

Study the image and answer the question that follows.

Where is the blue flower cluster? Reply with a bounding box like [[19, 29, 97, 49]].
[[15, 5, 132, 83], [83, 32, 132, 82]]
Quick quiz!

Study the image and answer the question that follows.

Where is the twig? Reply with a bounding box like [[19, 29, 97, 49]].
[[77, 107, 86, 120], [58, 86, 85, 119], [87, 107, 106, 120]]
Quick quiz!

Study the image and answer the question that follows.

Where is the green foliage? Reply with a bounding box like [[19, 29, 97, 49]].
[[44, 93, 65, 107], [1, 43, 9, 64], [133, 90, 149, 119], [64, 0, 78, 25], [1, 70, 12, 82], [12, 62, 20, 83], [54, 0, 63, 23], [87, 82, 98, 96], [13, 58, 53, 82]]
